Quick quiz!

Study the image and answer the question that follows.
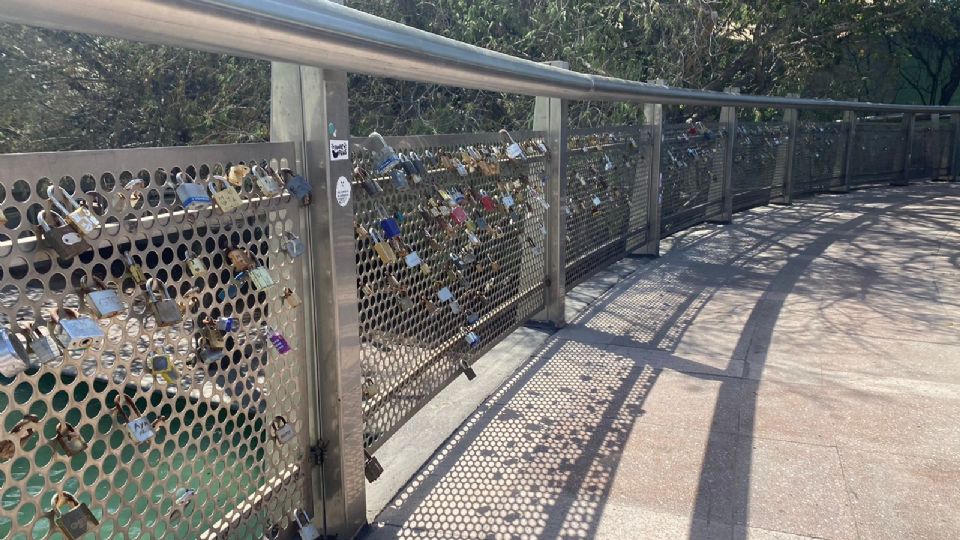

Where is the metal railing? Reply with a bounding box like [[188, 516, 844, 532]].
[[0, 2, 959, 540]]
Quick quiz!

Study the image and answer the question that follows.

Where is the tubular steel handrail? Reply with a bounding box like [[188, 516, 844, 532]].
[[2, 0, 960, 113]]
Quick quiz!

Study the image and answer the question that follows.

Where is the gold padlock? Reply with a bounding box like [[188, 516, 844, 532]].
[[53, 492, 99, 540], [208, 175, 245, 213], [226, 164, 250, 187], [282, 288, 302, 309]]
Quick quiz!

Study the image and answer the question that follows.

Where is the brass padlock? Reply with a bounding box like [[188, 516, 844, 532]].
[[53, 492, 99, 540], [54, 422, 88, 457], [0, 326, 30, 377], [145, 278, 182, 327], [282, 288, 302, 309], [208, 175, 245, 212], [228, 246, 257, 272], [81, 276, 125, 319], [227, 164, 250, 187], [270, 416, 296, 444], [113, 394, 164, 443], [51, 308, 105, 351], [37, 209, 91, 260], [185, 255, 207, 277], [149, 349, 178, 384], [122, 251, 147, 285], [201, 321, 226, 349], [48, 185, 100, 236]]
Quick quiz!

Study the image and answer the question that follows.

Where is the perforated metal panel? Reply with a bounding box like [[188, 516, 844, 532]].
[[0, 143, 316, 540], [731, 123, 789, 211], [563, 126, 653, 290], [913, 124, 954, 179], [791, 121, 847, 196], [349, 132, 550, 451], [660, 122, 725, 235], [850, 123, 905, 186]]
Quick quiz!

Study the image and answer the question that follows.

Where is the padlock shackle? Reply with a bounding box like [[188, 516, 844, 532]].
[[56, 421, 79, 438], [207, 175, 232, 194], [175, 171, 195, 186], [271, 415, 288, 430], [37, 209, 69, 230], [499, 129, 518, 145], [55, 491, 82, 510], [144, 277, 173, 301], [112, 394, 143, 423], [11, 414, 39, 439], [47, 185, 80, 212], [367, 131, 388, 149]]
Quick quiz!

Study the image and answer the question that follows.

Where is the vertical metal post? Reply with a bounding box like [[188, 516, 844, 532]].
[[894, 112, 916, 186], [532, 61, 569, 328], [773, 97, 799, 205], [930, 113, 941, 179], [271, 19, 366, 540], [950, 113, 960, 182], [838, 109, 857, 192], [637, 82, 663, 255], [712, 87, 738, 223]]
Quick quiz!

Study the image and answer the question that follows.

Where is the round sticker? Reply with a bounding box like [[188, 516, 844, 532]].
[[335, 176, 351, 207]]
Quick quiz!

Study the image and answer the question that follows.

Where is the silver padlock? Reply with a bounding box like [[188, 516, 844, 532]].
[[0, 326, 29, 377], [145, 278, 182, 327], [37, 209, 92, 260], [113, 394, 163, 443], [253, 165, 282, 196], [248, 260, 276, 290], [271, 416, 296, 444], [51, 308, 105, 352], [293, 509, 321, 540], [174, 171, 212, 209], [283, 232, 305, 258], [48, 185, 100, 236], [81, 276, 125, 319], [27, 325, 61, 365]]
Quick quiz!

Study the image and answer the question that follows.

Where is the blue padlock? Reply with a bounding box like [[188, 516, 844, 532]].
[[381, 217, 402, 240], [282, 169, 313, 204], [391, 169, 409, 191]]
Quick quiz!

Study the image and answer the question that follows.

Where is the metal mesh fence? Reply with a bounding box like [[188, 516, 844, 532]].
[[0, 143, 315, 540], [349, 132, 549, 451], [850, 123, 905, 186], [791, 122, 846, 196], [660, 122, 725, 235], [731, 122, 789, 211], [563, 126, 654, 290]]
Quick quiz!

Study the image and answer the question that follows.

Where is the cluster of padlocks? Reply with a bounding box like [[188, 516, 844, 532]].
[[660, 122, 726, 232], [0, 161, 315, 539]]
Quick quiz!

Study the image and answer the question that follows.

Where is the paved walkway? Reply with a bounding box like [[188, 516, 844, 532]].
[[362, 183, 960, 540]]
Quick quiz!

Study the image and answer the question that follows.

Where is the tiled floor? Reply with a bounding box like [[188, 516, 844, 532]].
[[360, 183, 960, 539]]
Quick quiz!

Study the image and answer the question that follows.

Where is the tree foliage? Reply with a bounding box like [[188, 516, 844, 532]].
[[0, 0, 956, 152]]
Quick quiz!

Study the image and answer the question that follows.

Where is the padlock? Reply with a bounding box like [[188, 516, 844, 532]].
[[227, 246, 257, 272], [364, 451, 384, 483], [145, 278, 183, 327], [355, 166, 383, 196], [450, 206, 468, 225], [185, 255, 207, 277], [404, 251, 422, 269], [169, 487, 198, 522], [501, 193, 515, 209], [453, 159, 469, 177], [294, 509, 322, 540], [368, 131, 400, 175], [271, 416, 296, 444], [37, 209, 91, 260], [227, 164, 251, 187], [267, 326, 291, 354], [174, 172, 213, 209], [379, 208, 402, 240], [149, 350, 178, 384], [54, 422, 88, 457], [208, 175, 245, 213], [196, 338, 226, 365], [283, 232, 305, 258], [280, 168, 313, 205], [399, 153, 422, 184], [500, 129, 526, 160], [201, 323, 227, 349], [410, 152, 430, 177], [466, 312, 480, 325], [390, 169, 409, 191], [53, 492, 99, 540], [122, 251, 147, 285], [51, 308, 105, 351], [369, 229, 397, 264], [27, 325, 61, 365], [81, 276, 125, 319], [248, 260, 276, 290], [282, 288, 303, 308], [48, 186, 100, 236], [459, 357, 478, 379], [479, 193, 498, 212], [113, 394, 162, 443], [253, 165, 283, 196], [0, 326, 29, 377]]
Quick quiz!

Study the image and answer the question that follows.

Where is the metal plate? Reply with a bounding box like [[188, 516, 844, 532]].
[[911, 124, 954, 179], [563, 126, 653, 290], [349, 132, 549, 451], [850, 123, 905, 186], [791, 121, 847, 196], [660, 122, 725, 235], [0, 143, 314, 539], [731, 122, 790, 211]]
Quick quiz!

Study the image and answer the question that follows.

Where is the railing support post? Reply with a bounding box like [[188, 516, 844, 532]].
[[532, 60, 569, 328], [711, 87, 739, 223], [637, 82, 664, 255], [773, 98, 799, 205], [838, 109, 857, 192], [894, 112, 916, 186], [271, 49, 366, 540], [950, 113, 960, 182]]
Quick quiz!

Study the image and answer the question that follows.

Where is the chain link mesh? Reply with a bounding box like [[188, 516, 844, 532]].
[[349, 132, 549, 451], [0, 143, 315, 540], [660, 122, 725, 235], [563, 126, 654, 290]]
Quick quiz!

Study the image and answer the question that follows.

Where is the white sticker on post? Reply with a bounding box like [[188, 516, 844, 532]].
[[330, 139, 349, 161], [335, 176, 351, 207]]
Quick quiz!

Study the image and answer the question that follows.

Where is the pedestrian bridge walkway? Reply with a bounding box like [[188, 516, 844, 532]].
[[363, 183, 960, 540]]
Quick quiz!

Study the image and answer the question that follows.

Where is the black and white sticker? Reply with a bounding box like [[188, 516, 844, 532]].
[[330, 139, 349, 161], [335, 176, 351, 207]]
